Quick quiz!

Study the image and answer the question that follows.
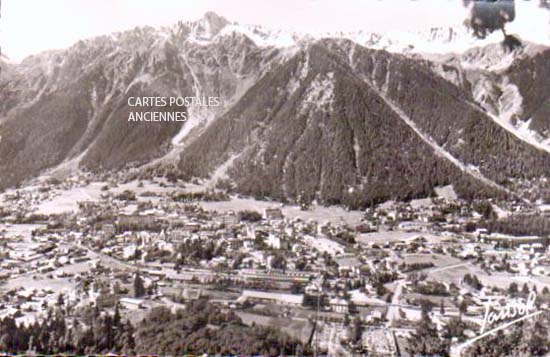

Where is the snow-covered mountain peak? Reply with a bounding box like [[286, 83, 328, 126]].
[[21, 10, 545, 66], [343, 23, 509, 56], [189, 11, 231, 43], [217, 24, 301, 48], [172, 12, 548, 58]]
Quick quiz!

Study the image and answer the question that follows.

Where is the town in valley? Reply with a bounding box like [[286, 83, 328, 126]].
[[1, 172, 549, 356]]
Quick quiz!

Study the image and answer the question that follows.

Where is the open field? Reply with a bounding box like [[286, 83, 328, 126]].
[[21, 178, 366, 226], [200, 197, 364, 226], [34, 180, 177, 214], [402, 253, 463, 268], [428, 265, 475, 285], [356, 232, 449, 245], [237, 311, 313, 344], [2, 275, 74, 293]]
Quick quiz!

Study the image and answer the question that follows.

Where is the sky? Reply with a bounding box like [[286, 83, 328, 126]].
[[1, 0, 549, 62]]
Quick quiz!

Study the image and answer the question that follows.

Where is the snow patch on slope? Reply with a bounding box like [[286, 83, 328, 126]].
[[434, 185, 458, 201], [460, 46, 525, 72], [517, 119, 550, 148], [353, 136, 362, 178], [169, 53, 213, 148], [472, 75, 550, 154], [497, 77, 523, 123], [300, 72, 335, 114], [218, 24, 298, 48], [287, 51, 310, 95], [125, 73, 154, 94], [206, 152, 241, 188]]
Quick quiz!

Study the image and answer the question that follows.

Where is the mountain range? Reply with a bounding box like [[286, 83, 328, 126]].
[[1, 12, 549, 207]]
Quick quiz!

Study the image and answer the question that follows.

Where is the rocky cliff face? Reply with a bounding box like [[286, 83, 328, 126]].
[[1, 13, 549, 206], [507, 48, 550, 139], [0, 14, 282, 189]]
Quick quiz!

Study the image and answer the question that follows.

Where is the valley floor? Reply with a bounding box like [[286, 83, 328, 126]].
[[1, 174, 550, 356]]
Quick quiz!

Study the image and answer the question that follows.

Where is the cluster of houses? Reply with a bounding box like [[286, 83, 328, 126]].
[[1, 176, 550, 355]]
